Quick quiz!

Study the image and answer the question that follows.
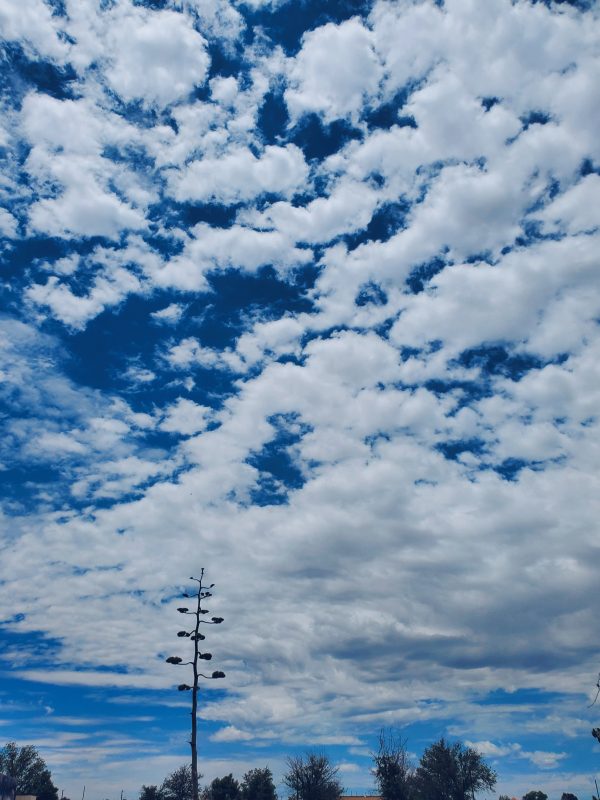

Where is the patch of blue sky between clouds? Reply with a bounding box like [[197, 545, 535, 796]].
[[1, 0, 600, 797]]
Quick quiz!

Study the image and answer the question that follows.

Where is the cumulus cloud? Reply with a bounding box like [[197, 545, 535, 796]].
[[21, 94, 151, 239], [166, 144, 308, 204], [0, 0, 69, 61], [210, 725, 254, 742], [160, 398, 212, 435], [26, 239, 164, 327], [103, 7, 210, 107], [285, 18, 382, 122], [28, 184, 147, 239], [534, 173, 600, 235], [240, 177, 380, 244], [151, 303, 187, 325], [0, 208, 18, 238]]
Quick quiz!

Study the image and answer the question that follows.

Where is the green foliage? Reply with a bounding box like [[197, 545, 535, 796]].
[[140, 786, 163, 800], [283, 753, 343, 800], [240, 768, 277, 800], [522, 793, 548, 800], [413, 738, 496, 800], [161, 766, 200, 800], [0, 775, 16, 800], [203, 775, 240, 800], [0, 742, 58, 800], [372, 730, 414, 800]]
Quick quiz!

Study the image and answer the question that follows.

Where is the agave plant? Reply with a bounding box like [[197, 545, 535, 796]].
[[165, 569, 226, 800]]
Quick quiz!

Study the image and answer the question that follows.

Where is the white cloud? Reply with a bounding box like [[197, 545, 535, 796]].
[[522, 749, 568, 769], [535, 173, 600, 235], [28, 182, 147, 240], [27, 238, 165, 327], [34, 431, 88, 456], [2, 1, 600, 795], [465, 740, 517, 758], [210, 76, 240, 107], [164, 337, 228, 370], [234, 315, 304, 369], [103, 7, 210, 107], [0, 318, 169, 506], [388, 234, 599, 361], [153, 224, 312, 291], [151, 303, 187, 325], [240, 177, 380, 244], [0, 0, 69, 61], [285, 18, 382, 122], [176, 0, 243, 41], [370, 0, 443, 96], [465, 740, 567, 770], [210, 725, 254, 742], [166, 144, 308, 204], [123, 366, 157, 384], [0, 208, 18, 238], [337, 762, 360, 774], [160, 398, 212, 435], [27, 267, 142, 329], [20, 94, 150, 240]]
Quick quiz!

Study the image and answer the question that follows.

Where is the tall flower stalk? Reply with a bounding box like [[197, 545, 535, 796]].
[[166, 569, 225, 800]]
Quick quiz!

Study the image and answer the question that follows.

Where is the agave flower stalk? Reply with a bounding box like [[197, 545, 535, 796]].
[[166, 569, 225, 800]]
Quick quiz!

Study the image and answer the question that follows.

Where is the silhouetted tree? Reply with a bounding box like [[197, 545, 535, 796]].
[[140, 786, 163, 800], [166, 571, 226, 800], [0, 743, 58, 800], [283, 753, 342, 800], [522, 792, 547, 800], [241, 768, 277, 800], [161, 765, 199, 800], [0, 774, 16, 800], [560, 793, 578, 800], [202, 776, 240, 800], [413, 738, 496, 800], [372, 730, 414, 800]]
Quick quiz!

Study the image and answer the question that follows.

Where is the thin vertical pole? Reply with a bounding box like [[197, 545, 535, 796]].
[[190, 568, 204, 800]]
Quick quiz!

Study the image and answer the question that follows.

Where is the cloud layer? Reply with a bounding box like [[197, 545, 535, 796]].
[[1, 0, 599, 798]]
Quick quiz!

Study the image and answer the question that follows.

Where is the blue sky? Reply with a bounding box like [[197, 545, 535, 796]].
[[0, 0, 599, 798]]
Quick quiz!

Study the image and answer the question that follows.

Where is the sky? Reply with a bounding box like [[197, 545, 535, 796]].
[[0, 0, 599, 798]]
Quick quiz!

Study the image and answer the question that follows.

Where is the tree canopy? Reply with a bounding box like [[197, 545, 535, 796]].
[[413, 738, 496, 800], [0, 743, 58, 800], [161, 765, 200, 800], [203, 775, 240, 800], [372, 730, 414, 800], [140, 786, 163, 800], [283, 753, 343, 800], [240, 768, 277, 800]]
